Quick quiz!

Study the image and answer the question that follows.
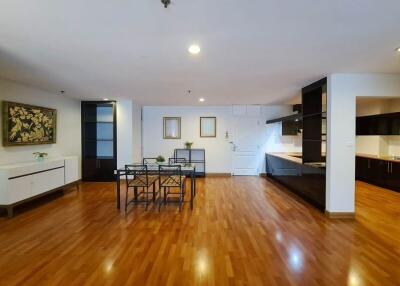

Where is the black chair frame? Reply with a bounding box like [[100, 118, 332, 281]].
[[125, 164, 159, 212], [158, 165, 186, 211]]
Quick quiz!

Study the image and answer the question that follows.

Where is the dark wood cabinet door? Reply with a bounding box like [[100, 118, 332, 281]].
[[83, 159, 99, 181], [282, 120, 299, 136], [372, 159, 388, 186], [385, 162, 400, 192], [98, 159, 117, 182], [356, 157, 369, 180]]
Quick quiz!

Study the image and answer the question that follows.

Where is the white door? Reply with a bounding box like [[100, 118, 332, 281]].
[[231, 117, 260, 175]]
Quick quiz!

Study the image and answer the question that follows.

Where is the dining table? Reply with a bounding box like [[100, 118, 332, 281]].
[[114, 163, 197, 210]]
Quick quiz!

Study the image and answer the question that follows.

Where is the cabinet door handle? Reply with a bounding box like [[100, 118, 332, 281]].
[[391, 162, 393, 173], [387, 162, 390, 173], [368, 160, 370, 168]]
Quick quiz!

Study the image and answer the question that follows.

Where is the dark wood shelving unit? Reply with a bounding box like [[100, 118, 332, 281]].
[[302, 78, 327, 163], [81, 101, 117, 182]]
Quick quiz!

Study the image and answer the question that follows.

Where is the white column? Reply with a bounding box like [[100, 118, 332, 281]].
[[326, 74, 356, 213], [116, 100, 134, 169]]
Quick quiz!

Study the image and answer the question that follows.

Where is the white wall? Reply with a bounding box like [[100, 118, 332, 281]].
[[356, 98, 400, 156], [132, 102, 142, 162], [116, 100, 142, 168], [142, 105, 301, 174], [0, 78, 82, 176], [327, 74, 400, 213]]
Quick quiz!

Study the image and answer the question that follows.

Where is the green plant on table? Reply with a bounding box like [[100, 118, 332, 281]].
[[184, 141, 193, 149], [156, 155, 165, 163]]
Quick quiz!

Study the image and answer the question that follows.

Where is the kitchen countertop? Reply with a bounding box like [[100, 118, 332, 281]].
[[266, 152, 326, 168], [266, 152, 302, 164], [356, 153, 400, 163]]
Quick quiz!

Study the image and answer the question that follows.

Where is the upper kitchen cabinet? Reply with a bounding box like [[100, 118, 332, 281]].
[[356, 112, 400, 135]]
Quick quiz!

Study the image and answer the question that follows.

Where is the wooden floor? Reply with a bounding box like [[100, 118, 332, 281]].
[[0, 177, 399, 286]]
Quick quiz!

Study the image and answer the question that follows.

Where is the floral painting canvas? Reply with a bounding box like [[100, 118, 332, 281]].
[[2, 101, 57, 146]]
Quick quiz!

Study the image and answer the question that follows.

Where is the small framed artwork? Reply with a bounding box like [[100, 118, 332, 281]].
[[163, 117, 181, 139], [200, 117, 216, 137], [2, 101, 57, 146]]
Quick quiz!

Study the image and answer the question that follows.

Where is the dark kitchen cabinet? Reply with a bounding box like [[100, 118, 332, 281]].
[[356, 156, 400, 192], [385, 161, 400, 192], [82, 101, 117, 182], [355, 156, 369, 180], [356, 112, 400, 135], [282, 120, 300, 136]]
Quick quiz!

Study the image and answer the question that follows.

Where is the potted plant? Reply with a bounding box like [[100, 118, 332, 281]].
[[184, 141, 193, 149], [156, 155, 165, 164], [33, 152, 48, 162]]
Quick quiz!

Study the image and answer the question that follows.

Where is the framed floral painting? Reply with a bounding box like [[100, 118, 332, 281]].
[[2, 101, 57, 146]]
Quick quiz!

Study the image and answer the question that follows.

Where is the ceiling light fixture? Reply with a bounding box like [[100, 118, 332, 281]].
[[161, 0, 171, 8], [396, 47, 400, 52], [199, 98, 205, 102], [103, 98, 109, 101], [188, 45, 201, 55]]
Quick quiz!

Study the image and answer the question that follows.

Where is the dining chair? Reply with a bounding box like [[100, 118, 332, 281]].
[[158, 165, 186, 211], [125, 164, 159, 212], [168, 157, 187, 165]]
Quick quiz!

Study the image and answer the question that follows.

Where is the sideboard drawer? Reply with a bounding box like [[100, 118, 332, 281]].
[[31, 168, 65, 196], [8, 176, 32, 204]]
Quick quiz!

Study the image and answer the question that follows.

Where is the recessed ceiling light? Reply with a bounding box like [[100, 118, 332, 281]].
[[199, 98, 205, 102], [396, 47, 400, 52], [188, 45, 201, 55], [103, 98, 109, 101]]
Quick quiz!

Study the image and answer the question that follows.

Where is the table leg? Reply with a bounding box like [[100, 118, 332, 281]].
[[116, 173, 121, 209], [191, 171, 194, 210]]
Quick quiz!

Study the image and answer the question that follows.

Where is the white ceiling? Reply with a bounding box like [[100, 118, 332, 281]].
[[0, 0, 399, 105]]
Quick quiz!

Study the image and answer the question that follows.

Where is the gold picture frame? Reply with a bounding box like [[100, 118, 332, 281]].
[[200, 117, 216, 137], [2, 101, 57, 146], [163, 117, 181, 139]]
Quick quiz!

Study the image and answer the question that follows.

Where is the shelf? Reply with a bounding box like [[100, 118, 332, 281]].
[[302, 112, 327, 119], [85, 139, 114, 142], [84, 121, 114, 123]]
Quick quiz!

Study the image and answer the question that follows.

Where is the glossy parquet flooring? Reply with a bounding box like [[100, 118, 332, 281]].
[[0, 178, 399, 286]]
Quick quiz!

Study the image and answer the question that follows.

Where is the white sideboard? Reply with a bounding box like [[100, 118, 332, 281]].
[[0, 156, 80, 217]]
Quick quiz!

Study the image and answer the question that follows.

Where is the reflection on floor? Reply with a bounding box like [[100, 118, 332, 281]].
[[0, 178, 399, 285]]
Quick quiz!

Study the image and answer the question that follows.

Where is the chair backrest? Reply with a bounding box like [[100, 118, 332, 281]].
[[143, 158, 158, 165], [159, 165, 182, 187], [125, 164, 148, 187], [168, 157, 187, 165]]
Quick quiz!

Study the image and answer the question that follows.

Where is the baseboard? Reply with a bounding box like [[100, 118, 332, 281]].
[[259, 173, 267, 177], [206, 173, 232, 177], [325, 211, 355, 219]]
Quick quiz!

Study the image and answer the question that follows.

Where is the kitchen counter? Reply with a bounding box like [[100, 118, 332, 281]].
[[265, 153, 326, 210], [267, 152, 326, 168], [267, 152, 302, 164], [356, 153, 400, 163]]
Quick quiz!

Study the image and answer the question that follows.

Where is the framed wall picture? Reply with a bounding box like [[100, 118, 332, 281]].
[[200, 117, 216, 137], [2, 101, 57, 146], [163, 117, 181, 139]]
